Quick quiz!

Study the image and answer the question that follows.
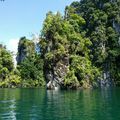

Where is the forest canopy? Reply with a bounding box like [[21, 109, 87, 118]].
[[0, 0, 120, 89]]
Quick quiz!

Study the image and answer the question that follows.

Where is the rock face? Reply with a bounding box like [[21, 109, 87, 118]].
[[113, 20, 120, 34], [98, 62, 114, 87], [44, 56, 69, 90], [98, 71, 113, 87], [16, 46, 26, 64], [16, 37, 35, 64]]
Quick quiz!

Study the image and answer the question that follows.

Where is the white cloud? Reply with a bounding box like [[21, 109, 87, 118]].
[[7, 38, 19, 54], [7, 38, 19, 67]]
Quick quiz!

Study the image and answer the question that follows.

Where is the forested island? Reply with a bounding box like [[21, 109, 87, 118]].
[[0, 0, 120, 90]]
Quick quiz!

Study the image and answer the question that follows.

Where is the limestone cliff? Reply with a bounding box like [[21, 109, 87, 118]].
[[44, 56, 69, 90], [16, 37, 35, 64]]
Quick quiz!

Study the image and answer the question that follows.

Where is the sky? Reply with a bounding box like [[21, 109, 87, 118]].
[[0, 0, 77, 53]]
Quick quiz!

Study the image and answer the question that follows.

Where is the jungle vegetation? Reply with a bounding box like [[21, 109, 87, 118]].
[[0, 0, 120, 89]]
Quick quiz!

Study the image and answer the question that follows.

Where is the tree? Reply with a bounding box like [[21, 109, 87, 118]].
[[40, 11, 99, 89], [17, 37, 45, 87], [69, 0, 120, 85], [0, 44, 14, 80]]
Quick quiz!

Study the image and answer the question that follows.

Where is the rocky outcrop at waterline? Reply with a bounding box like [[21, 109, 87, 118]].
[[44, 56, 69, 90], [98, 71, 114, 88], [16, 37, 35, 64]]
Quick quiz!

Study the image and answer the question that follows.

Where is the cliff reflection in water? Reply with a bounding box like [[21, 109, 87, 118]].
[[0, 88, 120, 120]]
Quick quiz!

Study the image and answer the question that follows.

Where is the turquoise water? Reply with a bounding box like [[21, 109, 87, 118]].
[[0, 88, 120, 120]]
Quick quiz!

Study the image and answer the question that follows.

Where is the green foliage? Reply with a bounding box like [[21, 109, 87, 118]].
[[40, 10, 100, 89], [0, 45, 14, 81], [69, 0, 120, 85], [0, 37, 45, 88], [1, 0, 120, 88], [18, 55, 45, 86], [17, 37, 45, 87], [0, 45, 21, 88], [64, 70, 80, 89]]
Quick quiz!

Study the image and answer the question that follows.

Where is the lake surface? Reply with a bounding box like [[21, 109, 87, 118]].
[[0, 88, 120, 120]]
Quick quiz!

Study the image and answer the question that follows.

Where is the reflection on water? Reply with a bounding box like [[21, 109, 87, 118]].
[[0, 88, 120, 120], [0, 99, 16, 120]]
